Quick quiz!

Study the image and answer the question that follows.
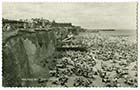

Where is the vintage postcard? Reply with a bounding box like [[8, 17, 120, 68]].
[[2, 2, 138, 87]]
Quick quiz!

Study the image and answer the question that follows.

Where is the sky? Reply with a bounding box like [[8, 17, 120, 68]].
[[2, 2, 137, 29]]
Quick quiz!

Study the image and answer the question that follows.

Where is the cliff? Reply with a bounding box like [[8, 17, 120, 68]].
[[3, 29, 57, 87]]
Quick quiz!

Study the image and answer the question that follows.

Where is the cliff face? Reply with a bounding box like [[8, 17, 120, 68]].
[[3, 30, 57, 87]]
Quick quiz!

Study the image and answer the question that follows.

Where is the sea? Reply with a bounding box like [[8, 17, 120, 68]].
[[78, 30, 137, 43]]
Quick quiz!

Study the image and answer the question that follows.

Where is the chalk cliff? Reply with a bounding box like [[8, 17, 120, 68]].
[[3, 29, 57, 87]]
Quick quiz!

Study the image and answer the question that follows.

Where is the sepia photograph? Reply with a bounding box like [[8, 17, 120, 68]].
[[2, 2, 138, 87]]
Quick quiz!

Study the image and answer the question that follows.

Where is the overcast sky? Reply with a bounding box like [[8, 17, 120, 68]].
[[2, 2, 137, 29]]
